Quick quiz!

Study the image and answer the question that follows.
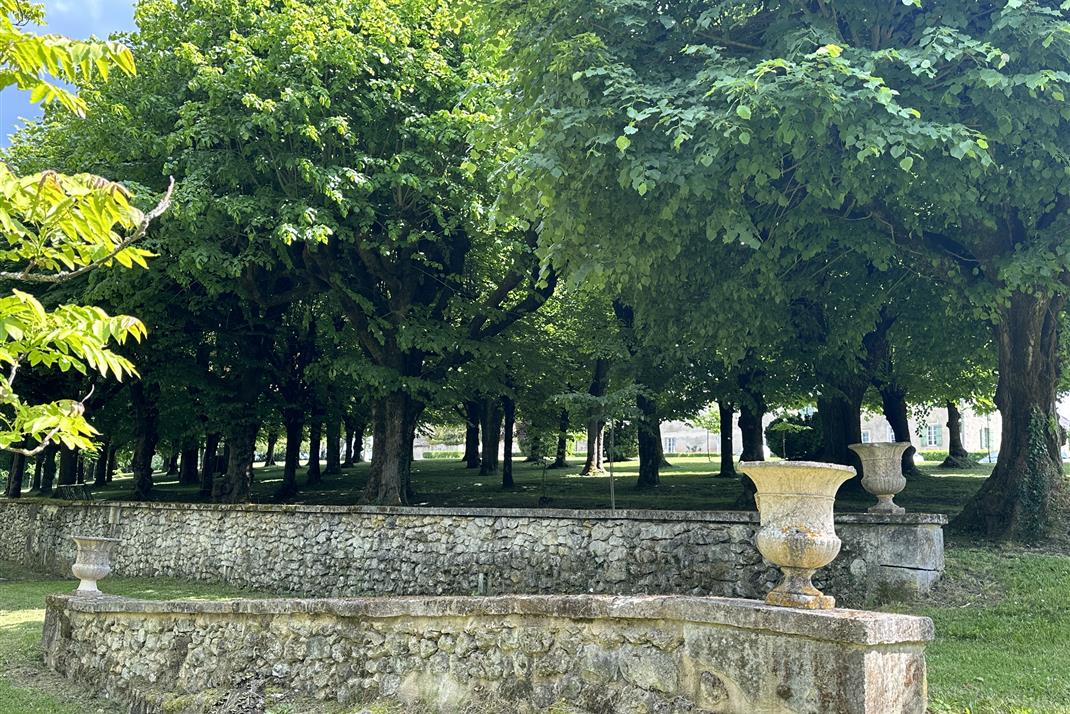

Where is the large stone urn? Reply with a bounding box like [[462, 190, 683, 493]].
[[848, 442, 911, 515], [71, 536, 119, 595], [740, 461, 855, 610]]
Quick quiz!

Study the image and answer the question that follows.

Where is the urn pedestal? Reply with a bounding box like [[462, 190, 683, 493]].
[[848, 442, 911, 514], [71, 536, 119, 595], [740, 461, 855, 609]]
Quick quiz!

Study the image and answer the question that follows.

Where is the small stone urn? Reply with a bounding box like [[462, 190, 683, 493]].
[[71, 536, 119, 595], [848, 442, 911, 515], [740, 461, 855, 610]]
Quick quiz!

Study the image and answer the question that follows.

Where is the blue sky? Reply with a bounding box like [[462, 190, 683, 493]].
[[1, 0, 137, 146]]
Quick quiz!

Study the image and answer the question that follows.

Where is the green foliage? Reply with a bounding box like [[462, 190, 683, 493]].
[[765, 414, 822, 460], [0, 1, 164, 457], [1018, 409, 1062, 541], [421, 451, 463, 460]]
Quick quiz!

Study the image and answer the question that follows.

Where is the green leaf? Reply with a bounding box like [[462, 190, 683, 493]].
[[736, 105, 752, 120]]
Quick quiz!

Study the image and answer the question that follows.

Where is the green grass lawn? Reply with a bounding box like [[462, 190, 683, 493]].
[[0, 564, 275, 714], [31, 455, 1011, 518], [4, 543, 1070, 713]]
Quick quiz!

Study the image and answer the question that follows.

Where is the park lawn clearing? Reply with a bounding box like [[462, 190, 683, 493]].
[[3, 543, 1070, 713], [892, 545, 1070, 714], [72, 455, 994, 518]]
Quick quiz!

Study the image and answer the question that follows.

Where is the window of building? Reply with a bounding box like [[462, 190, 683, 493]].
[[861, 430, 872, 443], [925, 424, 943, 447], [979, 427, 991, 450], [664, 437, 677, 454], [888, 426, 897, 442]]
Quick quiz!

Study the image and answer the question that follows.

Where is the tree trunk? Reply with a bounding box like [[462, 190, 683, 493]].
[[738, 401, 766, 462], [817, 374, 867, 487], [582, 422, 605, 475], [31, 455, 42, 491], [165, 451, 179, 476], [93, 441, 110, 488], [306, 418, 323, 485], [580, 358, 610, 475], [655, 423, 671, 468], [502, 396, 515, 489], [879, 383, 923, 476], [479, 397, 503, 476], [213, 422, 257, 503], [40, 444, 57, 495], [58, 447, 78, 487], [179, 443, 199, 486], [76, 453, 87, 484], [5, 451, 25, 498], [952, 292, 1066, 539], [130, 382, 159, 501], [342, 417, 354, 467], [324, 417, 342, 475], [940, 401, 976, 469], [280, 409, 304, 498], [462, 400, 481, 469], [263, 430, 279, 467], [636, 392, 661, 489], [105, 444, 117, 483], [718, 401, 737, 477], [362, 392, 420, 505], [353, 419, 366, 462], [200, 432, 220, 498], [549, 409, 569, 469]]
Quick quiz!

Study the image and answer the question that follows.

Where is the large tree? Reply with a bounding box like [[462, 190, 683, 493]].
[[494, 0, 1070, 539]]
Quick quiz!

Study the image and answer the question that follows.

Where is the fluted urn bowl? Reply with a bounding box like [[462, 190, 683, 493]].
[[740, 461, 855, 610], [71, 536, 119, 595], [848, 442, 910, 515]]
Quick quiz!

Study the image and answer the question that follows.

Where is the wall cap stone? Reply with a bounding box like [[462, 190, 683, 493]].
[[5, 498, 949, 525], [48, 593, 934, 646]]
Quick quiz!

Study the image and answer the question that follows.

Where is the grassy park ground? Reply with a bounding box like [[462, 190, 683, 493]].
[[49, 454, 1030, 518], [3, 543, 1070, 714]]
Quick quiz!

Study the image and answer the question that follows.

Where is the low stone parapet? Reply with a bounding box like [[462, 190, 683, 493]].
[[1, 501, 946, 606], [43, 593, 933, 714]]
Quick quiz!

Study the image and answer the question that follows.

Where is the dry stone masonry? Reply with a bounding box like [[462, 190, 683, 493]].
[[0, 501, 945, 606], [43, 593, 934, 714]]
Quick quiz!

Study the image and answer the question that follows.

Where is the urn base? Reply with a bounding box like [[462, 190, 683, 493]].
[[766, 567, 837, 610], [867, 494, 906, 515]]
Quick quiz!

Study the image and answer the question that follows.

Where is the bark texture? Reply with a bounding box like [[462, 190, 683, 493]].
[[636, 392, 661, 489], [214, 422, 257, 503], [940, 401, 977, 469], [502, 396, 515, 489], [717, 401, 736, 477], [130, 382, 159, 501], [362, 393, 420, 505], [953, 292, 1066, 539], [479, 397, 503, 476], [462, 400, 481, 469], [324, 417, 342, 475], [306, 418, 323, 485], [200, 432, 220, 498], [549, 410, 570, 469]]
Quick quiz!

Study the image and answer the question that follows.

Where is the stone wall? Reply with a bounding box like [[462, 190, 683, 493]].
[[43, 593, 934, 714], [0, 501, 946, 606]]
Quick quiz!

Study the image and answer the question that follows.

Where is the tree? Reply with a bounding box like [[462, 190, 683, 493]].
[[495, 0, 1070, 538], [0, 0, 171, 479]]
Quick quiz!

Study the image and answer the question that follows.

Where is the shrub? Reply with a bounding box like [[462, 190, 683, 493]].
[[422, 451, 464, 460], [766, 413, 822, 460]]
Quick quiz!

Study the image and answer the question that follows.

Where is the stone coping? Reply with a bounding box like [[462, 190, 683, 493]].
[[49, 593, 934, 646], [6, 500, 949, 525]]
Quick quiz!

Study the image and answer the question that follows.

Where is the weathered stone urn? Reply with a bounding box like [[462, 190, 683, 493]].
[[740, 461, 855, 609], [848, 442, 911, 515], [71, 536, 119, 595]]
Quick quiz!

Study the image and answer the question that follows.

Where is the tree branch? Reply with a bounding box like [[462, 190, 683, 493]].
[[0, 177, 175, 284]]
